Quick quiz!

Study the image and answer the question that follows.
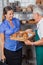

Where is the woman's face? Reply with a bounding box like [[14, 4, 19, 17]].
[[5, 10, 14, 20]]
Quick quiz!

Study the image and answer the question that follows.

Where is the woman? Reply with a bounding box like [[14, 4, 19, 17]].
[[25, 7, 43, 65], [0, 6, 23, 65]]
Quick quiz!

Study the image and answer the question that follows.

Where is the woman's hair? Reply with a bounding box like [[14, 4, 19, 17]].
[[2, 6, 13, 21]]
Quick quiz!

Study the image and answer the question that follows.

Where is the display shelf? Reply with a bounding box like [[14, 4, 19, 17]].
[[14, 11, 33, 20]]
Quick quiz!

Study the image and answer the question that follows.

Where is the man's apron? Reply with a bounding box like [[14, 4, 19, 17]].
[[34, 30, 43, 65]]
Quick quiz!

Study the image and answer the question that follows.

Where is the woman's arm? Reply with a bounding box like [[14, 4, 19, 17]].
[[0, 33, 5, 60]]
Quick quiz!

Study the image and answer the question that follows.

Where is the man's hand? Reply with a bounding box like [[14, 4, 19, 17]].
[[25, 29, 32, 33], [24, 40, 32, 45]]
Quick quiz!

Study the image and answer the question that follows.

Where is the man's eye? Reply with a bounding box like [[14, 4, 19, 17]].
[[9, 14, 11, 15]]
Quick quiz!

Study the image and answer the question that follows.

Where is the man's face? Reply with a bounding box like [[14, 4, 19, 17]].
[[33, 13, 39, 23]]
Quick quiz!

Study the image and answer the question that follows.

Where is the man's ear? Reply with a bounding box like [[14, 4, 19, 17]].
[[37, 13, 39, 16]]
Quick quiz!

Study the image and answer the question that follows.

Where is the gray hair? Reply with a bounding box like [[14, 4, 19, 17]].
[[33, 6, 43, 16]]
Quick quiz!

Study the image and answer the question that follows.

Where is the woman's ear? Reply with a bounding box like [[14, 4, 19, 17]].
[[5, 14, 6, 17]]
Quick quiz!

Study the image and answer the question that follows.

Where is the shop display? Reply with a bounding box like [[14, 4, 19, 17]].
[[22, 7, 27, 12], [21, 19, 36, 24], [26, 5, 33, 12], [21, 20, 26, 24], [16, 6, 22, 12], [28, 19, 36, 24]]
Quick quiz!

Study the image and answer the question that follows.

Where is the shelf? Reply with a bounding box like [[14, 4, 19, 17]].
[[14, 11, 32, 14], [14, 12, 33, 20]]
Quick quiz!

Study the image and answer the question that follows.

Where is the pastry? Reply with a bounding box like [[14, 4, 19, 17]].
[[23, 32, 28, 39]]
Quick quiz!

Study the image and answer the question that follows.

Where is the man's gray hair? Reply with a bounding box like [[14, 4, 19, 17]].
[[33, 6, 43, 16]]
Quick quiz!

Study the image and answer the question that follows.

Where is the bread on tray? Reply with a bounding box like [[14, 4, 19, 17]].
[[10, 31, 35, 41]]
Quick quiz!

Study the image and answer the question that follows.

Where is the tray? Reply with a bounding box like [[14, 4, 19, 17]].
[[10, 31, 35, 41]]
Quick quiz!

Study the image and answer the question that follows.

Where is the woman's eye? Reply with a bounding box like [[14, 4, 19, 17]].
[[9, 13, 13, 15]]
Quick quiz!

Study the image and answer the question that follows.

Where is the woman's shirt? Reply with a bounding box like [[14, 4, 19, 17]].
[[0, 18, 23, 51]]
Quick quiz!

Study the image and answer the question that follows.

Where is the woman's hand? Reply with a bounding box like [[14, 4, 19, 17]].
[[1, 54, 6, 62], [24, 40, 32, 45]]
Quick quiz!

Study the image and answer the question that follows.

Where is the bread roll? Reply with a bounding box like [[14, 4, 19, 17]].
[[36, 0, 41, 4], [12, 33, 17, 37], [22, 7, 26, 12], [26, 7, 32, 12], [22, 20, 26, 24], [23, 32, 28, 39]]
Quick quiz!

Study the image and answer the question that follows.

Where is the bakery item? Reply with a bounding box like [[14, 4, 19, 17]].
[[22, 20, 26, 24], [10, 31, 35, 41]]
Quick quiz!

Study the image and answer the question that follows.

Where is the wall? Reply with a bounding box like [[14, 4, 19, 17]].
[[0, 0, 3, 24]]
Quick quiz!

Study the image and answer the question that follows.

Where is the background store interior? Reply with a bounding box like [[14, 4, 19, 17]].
[[0, 0, 43, 65]]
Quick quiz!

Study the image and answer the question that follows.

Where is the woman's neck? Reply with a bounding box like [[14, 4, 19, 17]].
[[6, 18, 14, 27], [6, 18, 12, 22]]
